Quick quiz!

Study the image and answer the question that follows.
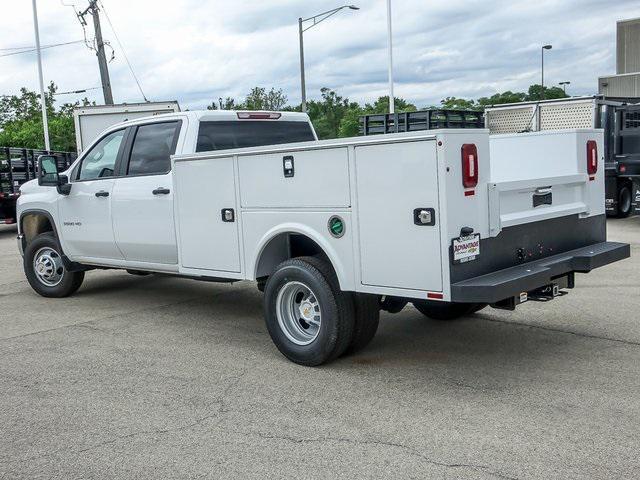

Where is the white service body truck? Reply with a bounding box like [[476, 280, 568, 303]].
[[17, 110, 630, 365]]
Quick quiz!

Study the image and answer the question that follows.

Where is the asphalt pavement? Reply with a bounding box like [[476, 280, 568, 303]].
[[1, 218, 639, 479]]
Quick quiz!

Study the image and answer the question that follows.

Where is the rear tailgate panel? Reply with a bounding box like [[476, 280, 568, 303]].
[[450, 129, 612, 289], [488, 130, 605, 237]]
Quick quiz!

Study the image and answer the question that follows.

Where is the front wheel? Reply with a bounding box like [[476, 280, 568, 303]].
[[264, 257, 354, 366], [24, 232, 85, 298], [412, 300, 483, 321]]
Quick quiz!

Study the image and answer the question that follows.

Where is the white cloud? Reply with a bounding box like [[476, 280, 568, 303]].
[[1, 0, 638, 110]]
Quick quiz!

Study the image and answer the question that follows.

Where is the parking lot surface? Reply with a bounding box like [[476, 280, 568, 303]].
[[1, 218, 639, 479]]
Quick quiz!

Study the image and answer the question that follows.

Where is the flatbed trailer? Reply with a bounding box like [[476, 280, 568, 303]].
[[359, 109, 484, 136], [0, 148, 76, 225]]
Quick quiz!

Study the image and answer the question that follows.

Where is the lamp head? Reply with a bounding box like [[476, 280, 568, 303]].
[[543, 44, 553, 50], [347, 5, 360, 10]]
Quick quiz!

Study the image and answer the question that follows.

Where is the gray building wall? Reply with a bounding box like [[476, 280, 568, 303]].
[[617, 18, 640, 74]]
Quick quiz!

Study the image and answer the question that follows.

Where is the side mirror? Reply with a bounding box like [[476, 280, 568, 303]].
[[37, 155, 59, 187], [37, 155, 71, 195]]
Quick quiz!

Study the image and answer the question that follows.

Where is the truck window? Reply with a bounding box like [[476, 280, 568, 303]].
[[77, 129, 125, 181], [127, 121, 180, 176], [196, 121, 315, 152]]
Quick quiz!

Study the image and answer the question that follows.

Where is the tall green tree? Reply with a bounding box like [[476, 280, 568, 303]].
[[0, 82, 92, 151]]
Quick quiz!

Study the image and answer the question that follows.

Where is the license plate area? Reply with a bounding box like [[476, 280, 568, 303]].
[[452, 233, 480, 264]]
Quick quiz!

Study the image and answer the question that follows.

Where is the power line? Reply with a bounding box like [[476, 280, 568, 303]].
[[0, 39, 86, 58], [98, 0, 148, 102], [54, 86, 102, 95]]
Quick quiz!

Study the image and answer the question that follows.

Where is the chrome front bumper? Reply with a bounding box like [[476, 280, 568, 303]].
[[17, 234, 25, 257]]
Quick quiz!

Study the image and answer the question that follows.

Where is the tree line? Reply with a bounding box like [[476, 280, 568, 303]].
[[0, 83, 568, 150]]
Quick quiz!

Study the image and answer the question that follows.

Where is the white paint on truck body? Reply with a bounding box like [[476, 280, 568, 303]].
[[18, 109, 607, 303]]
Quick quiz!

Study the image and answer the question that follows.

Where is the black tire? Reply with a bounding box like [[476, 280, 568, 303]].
[[264, 256, 355, 366], [412, 300, 479, 321], [617, 185, 632, 218], [24, 232, 85, 298], [344, 293, 380, 355], [379, 295, 408, 314]]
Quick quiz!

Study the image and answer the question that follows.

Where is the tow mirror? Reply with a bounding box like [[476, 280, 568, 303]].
[[37, 155, 71, 195], [37, 155, 59, 187]]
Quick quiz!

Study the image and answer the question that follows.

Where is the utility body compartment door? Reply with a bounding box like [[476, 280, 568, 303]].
[[174, 157, 241, 273], [238, 147, 350, 208], [356, 140, 443, 291]]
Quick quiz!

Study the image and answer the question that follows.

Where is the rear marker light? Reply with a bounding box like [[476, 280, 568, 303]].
[[427, 292, 443, 300], [461, 144, 479, 189], [464, 190, 475, 197], [237, 112, 282, 120], [587, 140, 598, 179]]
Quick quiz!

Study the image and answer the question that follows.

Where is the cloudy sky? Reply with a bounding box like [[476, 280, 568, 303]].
[[1, 0, 638, 110]]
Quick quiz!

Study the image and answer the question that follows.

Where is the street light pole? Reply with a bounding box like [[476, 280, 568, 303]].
[[298, 5, 359, 113], [31, 0, 50, 151], [386, 0, 395, 114], [541, 44, 552, 101], [299, 17, 307, 113], [559, 81, 570, 94]]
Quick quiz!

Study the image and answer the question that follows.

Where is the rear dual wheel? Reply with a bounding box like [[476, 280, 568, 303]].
[[264, 256, 379, 366]]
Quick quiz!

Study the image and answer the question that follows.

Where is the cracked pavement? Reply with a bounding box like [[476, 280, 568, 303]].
[[1, 218, 639, 479]]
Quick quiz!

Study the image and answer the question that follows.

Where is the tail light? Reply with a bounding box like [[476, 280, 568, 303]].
[[461, 144, 478, 189], [237, 112, 282, 120], [587, 140, 598, 178]]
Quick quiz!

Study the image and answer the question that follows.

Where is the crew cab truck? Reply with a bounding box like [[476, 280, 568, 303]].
[[17, 110, 630, 366]]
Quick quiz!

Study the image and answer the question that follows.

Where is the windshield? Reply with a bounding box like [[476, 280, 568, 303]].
[[196, 121, 315, 152]]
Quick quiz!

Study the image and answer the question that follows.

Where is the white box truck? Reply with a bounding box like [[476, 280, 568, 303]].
[[73, 101, 180, 153], [16, 110, 630, 365]]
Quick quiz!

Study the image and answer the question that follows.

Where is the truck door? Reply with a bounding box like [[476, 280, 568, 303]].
[[58, 128, 126, 260], [111, 121, 182, 265]]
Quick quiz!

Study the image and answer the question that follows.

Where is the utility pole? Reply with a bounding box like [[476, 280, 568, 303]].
[[31, 0, 50, 151], [79, 1, 114, 104]]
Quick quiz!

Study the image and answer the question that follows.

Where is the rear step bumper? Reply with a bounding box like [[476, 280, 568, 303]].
[[451, 242, 630, 304]]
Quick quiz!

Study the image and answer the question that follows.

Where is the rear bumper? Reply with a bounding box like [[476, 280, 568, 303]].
[[451, 241, 630, 304]]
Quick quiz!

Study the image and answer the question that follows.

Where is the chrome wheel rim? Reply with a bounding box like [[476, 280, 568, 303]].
[[33, 247, 65, 287], [276, 281, 322, 346]]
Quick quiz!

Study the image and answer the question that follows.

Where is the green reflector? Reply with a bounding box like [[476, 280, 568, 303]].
[[330, 217, 344, 236]]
